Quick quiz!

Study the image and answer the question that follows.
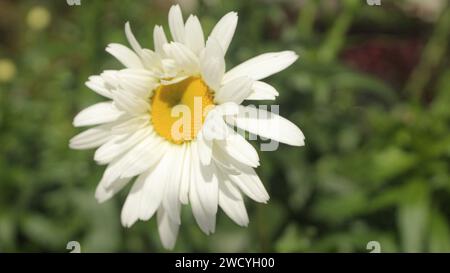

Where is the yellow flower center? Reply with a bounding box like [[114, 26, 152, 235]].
[[150, 77, 215, 144]]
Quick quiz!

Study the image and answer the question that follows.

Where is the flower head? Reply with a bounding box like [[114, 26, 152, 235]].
[[70, 5, 304, 249]]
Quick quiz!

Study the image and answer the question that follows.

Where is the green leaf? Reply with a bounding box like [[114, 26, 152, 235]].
[[372, 147, 418, 183], [397, 180, 430, 252], [428, 209, 450, 252]]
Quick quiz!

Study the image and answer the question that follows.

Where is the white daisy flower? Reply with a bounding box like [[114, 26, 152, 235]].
[[70, 5, 305, 249]]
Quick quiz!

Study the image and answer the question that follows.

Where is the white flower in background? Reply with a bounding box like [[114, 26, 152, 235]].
[[70, 5, 304, 249]]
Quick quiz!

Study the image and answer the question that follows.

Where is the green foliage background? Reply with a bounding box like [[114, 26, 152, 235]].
[[0, 0, 449, 252]]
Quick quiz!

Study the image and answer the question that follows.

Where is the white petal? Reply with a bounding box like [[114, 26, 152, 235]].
[[209, 12, 238, 54], [100, 70, 120, 90], [212, 152, 240, 176], [111, 90, 149, 115], [215, 163, 242, 200], [245, 81, 279, 100], [189, 142, 216, 234], [124, 24, 161, 72], [215, 76, 253, 104], [119, 68, 157, 80], [157, 206, 180, 250], [118, 137, 168, 179], [168, 4, 185, 43], [179, 143, 192, 205], [110, 115, 149, 135], [94, 128, 151, 165], [211, 141, 241, 176], [190, 181, 214, 234], [125, 22, 161, 70], [124, 24, 163, 71], [163, 42, 199, 73], [160, 76, 189, 85], [93, 133, 128, 163], [138, 151, 172, 222], [121, 172, 147, 227], [140, 49, 163, 71], [229, 167, 269, 203], [69, 124, 113, 150], [106, 43, 144, 69], [213, 102, 240, 116], [162, 145, 185, 224], [216, 130, 260, 168], [73, 102, 123, 127], [200, 38, 225, 91], [223, 51, 298, 83], [228, 105, 305, 146], [196, 156, 219, 217], [185, 15, 205, 55], [161, 58, 177, 74], [153, 25, 168, 56], [200, 59, 223, 91], [86, 76, 113, 99], [125, 22, 142, 55], [120, 136, 168, 177], [124, 23, 161, 70], [96, 176, 132, 203], [116, 69, 157, 98], [101, 135, 167, 188], [190, 107, 236, 158], [197, 131, 213, 166], [212, 146, 269, 203], [219, 181, 249, 227], [201, 111, 231, 141]]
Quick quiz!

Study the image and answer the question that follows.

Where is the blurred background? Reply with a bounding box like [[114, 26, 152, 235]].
[[0, 0, 449, 252]]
